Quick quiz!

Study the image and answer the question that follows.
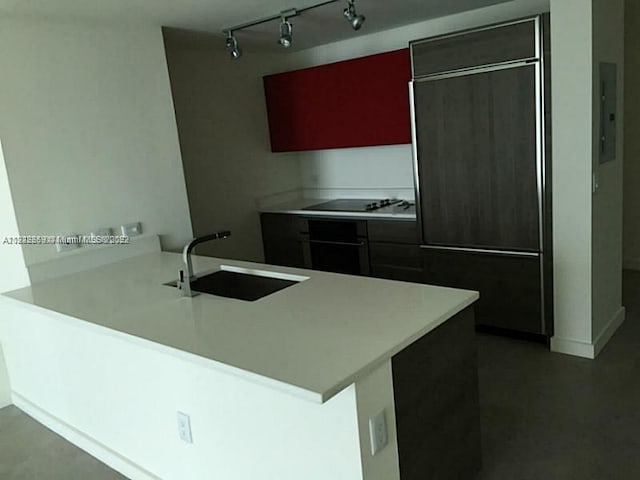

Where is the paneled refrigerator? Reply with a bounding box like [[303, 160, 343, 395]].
[[409, 15, 553, 337]]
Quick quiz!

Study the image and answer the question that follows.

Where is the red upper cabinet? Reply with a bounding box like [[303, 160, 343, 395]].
[[263, 49, 412, 152]]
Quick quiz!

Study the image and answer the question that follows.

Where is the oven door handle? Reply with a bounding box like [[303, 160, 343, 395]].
[[301, 239, 367, 247]]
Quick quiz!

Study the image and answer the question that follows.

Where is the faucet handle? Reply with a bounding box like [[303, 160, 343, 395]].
[[178, 269, 184, 289]]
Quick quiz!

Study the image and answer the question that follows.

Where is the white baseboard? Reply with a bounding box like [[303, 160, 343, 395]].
[[12, 392, 161, 480], [623, 258, 640, 271], [550, 306, 626, 359], [593, 306, 626, 357], [550, 336, 596, 359]]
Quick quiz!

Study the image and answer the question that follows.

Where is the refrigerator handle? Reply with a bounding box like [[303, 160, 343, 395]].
[[419, 244, 541, 258], [409, 81, 425, 245]]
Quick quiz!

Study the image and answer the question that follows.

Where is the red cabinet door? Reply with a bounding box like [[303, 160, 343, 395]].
[[263, 49, 412, 152]]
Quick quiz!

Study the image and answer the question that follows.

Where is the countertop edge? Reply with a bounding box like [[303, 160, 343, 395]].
[[260, 208, 416, 221], [319, 292, 479, 402], [1, 289, 477, 404], [1, 253, 479, 405], [0, 294, 326, 404]]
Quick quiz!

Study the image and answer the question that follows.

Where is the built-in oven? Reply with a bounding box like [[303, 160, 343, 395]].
[[300, 218, 370, 276]]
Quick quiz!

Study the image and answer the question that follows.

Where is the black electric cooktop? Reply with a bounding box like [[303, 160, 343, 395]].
[[303, 198, 404, 212]]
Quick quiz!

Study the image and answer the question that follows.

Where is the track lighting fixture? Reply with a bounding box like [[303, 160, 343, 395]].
[[278, 11, 295, 48], [225, 31, 242, 59], [344, 0, 365, 31], [222, 0, 367, 59]]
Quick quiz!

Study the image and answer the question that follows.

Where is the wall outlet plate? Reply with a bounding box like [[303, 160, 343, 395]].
[[177, 411, 193, 444], [56, 234, 81, 253], [120, 222, 142, 237], [369, 409, 388, 456], [91, 227, 113, 238]]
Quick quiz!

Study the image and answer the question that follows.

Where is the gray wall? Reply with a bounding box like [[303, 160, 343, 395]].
[[624, 0, 640, 270], [0, 19, 193, 266], [163, 30, 301, 262]]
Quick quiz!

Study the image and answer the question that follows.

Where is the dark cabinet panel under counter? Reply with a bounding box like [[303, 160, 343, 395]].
[[392, 306, 481, 479], [368, 219, 422, 284], [260, 213, 305, 268]]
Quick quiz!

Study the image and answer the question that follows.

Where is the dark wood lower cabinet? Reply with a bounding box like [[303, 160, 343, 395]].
[[422, 248, 545, 335], [369, 243, 422, 283], [260, 214, 549, 336], [392, 307, 481, 480], [260, 213, 305, 268], [368, 220, 422, 283]]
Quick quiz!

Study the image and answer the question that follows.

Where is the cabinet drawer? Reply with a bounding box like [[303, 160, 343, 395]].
[[370, 265, 423, 284], [370, 243, 421, 268], [422, 248, 544, 335], [370, 243, 422, 283], [411, 18, 537, 78], [367, 220, 418, 244]]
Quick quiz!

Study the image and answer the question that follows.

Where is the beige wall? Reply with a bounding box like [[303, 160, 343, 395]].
[[549, 0, 625, 358], [623, 0, 640, 269], [591, 0, 625, 345], [0, 18, 193, 267], [163, 31, 301, 262], [549, 0, 595, 355]]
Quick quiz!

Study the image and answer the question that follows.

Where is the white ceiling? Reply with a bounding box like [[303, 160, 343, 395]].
[[1, 0, 513, 50]]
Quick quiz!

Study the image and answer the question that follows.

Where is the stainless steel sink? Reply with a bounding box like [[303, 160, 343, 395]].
[[165, 265, 307, 301]]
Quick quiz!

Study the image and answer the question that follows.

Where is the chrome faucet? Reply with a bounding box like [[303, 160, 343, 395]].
[[178, 230, 231, 297]]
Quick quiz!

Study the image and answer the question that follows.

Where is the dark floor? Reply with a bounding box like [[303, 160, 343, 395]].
[[477, 270, 640, 479], [1, 271, 639, 479]]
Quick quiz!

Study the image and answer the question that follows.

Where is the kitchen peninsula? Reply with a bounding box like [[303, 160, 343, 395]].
[[0, 249, 480, 480]]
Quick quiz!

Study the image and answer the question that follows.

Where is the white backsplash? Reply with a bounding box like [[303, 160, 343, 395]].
[[298, 144, 415, 191]]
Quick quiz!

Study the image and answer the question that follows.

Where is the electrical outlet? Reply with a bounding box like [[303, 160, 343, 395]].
[[91, 227, 113, 237], [177, 411, 193, 444], [55, 234, 81, 253], [369, 409, 388, 455], [120, 222, 142, 237]]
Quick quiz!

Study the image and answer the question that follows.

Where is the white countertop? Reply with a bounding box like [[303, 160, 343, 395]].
[[260, 198, 417, 220], [3, 252, 477, 403]]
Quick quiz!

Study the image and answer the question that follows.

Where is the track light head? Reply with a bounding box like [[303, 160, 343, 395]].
[[278, 15, 293, 48], [344, 0, 365, 31], [225, 31, 242, 59]]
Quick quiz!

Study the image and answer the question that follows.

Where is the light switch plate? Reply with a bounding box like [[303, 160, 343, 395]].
[[120, 222, 142, 237], [56, 234, 80, 253], [369, 409, 388, 456], [177, 411, 193, 444], [91, 227, 113, 238], [592, 172, 600, 194]]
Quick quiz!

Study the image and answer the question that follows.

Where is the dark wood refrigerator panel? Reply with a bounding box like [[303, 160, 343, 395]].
[[411, 19, 537, 77], [422, 248, 544, 335], [415, 65, 540, 251]]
